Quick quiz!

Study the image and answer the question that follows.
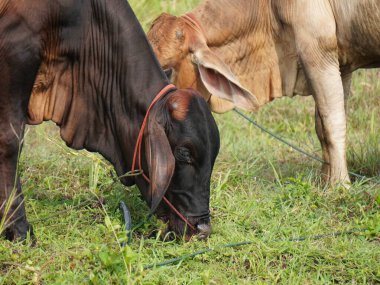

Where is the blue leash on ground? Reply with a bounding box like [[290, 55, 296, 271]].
[[233, 108, 376, 182], [119, 201, 132, 246], [35, 108, 373, 269], [140, 109, 378, 270], [143, 228, 368, 270]]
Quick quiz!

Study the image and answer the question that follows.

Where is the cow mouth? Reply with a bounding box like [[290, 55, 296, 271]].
[[158, 214, 211, 241]]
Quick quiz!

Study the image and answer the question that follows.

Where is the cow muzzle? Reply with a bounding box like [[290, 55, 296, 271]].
[[159, 213, 212, 240]]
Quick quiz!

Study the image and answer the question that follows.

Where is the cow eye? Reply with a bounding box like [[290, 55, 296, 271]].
[[174, 146, 193, 164]]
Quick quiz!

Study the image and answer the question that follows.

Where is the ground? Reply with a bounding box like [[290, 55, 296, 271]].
[[0, 1, 379, 284]]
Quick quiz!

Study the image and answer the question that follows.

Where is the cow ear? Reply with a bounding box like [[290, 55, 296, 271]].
[[150, 12, 174, 29], [145, 113, 175, 212], [191, 48, 259, 112]]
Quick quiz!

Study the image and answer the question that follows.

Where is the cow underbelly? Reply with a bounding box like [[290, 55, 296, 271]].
[[339, 53, 380, 74], [361, 62, 380, 69], [333, 0, 380, 72]]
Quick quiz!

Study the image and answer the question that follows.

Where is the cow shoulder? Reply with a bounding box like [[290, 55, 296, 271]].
[[276, 0, 338, 70]]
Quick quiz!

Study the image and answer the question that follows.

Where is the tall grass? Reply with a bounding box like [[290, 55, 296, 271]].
[[0, 126, 28, 238], [348, 71, 380, 179]]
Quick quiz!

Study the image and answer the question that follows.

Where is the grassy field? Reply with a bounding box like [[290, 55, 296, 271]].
[[1, 1, 380, 284]]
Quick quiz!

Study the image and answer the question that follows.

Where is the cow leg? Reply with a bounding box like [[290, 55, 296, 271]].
[[342, 74, 352, 108], [293, 4, 350, 186], [314, 73, 352, 182], [0, 123, 32, 240], [310, 68, 349, 186], [0, 47, 40, 241], [315, 107, 330, 180]]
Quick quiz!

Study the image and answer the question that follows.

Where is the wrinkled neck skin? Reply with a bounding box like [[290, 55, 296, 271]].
[[28, 0, 169, 186], [191, 0, 310, 106], [192, 0, 274, 47]]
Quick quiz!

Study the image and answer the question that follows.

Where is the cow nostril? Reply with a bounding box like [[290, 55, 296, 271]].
[[196, 223, 212, 240]]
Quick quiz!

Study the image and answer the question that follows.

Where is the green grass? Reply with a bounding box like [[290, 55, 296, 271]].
[[1, 1, 380, 284]]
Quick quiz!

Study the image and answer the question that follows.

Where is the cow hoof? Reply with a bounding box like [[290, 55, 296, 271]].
[[4, 223, 34, 243], [320, 163, 330, 183], [196, 223, 212, 240]]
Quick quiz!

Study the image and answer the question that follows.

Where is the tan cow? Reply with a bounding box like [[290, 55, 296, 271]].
[[148, 0, 380, 186]]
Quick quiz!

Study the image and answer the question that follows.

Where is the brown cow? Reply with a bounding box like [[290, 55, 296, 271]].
[[0, 0, 219, 241], [148, 0, 380, 186]]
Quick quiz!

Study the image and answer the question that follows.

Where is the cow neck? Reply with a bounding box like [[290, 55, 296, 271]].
[[192, 0, 276, 47], [190, 0, 282, 105], [55, 0, 170, 180]]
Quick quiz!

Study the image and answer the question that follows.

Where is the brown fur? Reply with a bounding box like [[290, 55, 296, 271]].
[[167, 91, 192, 121], [1, 0, 220, 241], [29, 62, 73, 125]]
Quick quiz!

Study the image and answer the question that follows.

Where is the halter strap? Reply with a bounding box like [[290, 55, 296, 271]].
[[131, 84, 196, 231]]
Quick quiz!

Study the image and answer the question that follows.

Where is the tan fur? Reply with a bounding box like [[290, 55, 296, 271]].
[[148, 0, 380, 185], [148, 14, 236, 112], [148, 0, 303, 107]]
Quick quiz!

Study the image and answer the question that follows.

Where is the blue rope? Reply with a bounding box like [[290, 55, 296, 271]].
[[143, 228, 368, 270], [233, 108, 374, 181]]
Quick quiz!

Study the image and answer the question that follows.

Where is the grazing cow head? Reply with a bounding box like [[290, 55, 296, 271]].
[[148, 13, 260, 114], [137, 88, 219, 240]]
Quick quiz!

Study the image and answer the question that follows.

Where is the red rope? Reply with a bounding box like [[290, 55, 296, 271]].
[[162, 197, 195, 231], [131, 84, 196, 232]]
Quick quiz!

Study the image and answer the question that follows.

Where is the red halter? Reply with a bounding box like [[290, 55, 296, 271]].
[[131, 84, 196, 232]]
